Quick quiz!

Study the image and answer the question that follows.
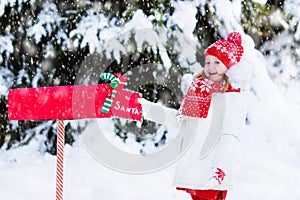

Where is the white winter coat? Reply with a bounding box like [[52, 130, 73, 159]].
[[141, 92, 247, 190]]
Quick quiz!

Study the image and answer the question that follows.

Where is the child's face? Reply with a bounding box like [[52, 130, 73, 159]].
[[204, 55, 227, 82]]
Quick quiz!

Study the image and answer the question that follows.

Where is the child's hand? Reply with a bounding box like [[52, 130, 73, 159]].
[[138, 98, 153, 117]]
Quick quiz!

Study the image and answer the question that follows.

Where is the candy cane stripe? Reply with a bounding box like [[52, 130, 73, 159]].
[[56, 120, 64, 200], [100, 73, 120, 113], [103, 102, 112, 107], [112, 90, 117, 97], [100, 73, 118, 83]]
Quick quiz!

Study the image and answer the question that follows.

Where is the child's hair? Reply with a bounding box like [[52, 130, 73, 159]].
[[193, 70, 229, 92]]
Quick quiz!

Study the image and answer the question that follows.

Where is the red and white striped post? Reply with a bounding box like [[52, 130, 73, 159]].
[[56, 120, 65, 200]]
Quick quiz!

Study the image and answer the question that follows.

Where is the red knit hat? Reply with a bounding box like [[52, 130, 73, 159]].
[[205, 32, 244, 69]]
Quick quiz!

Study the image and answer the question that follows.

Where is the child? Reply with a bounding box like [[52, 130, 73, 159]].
[[139, 32, 247, 200]]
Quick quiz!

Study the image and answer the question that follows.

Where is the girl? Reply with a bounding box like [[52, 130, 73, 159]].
[[139, 32, 247, 200]]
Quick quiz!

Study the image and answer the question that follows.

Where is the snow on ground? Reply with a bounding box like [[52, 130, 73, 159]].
[[0, 137, 189, 200]]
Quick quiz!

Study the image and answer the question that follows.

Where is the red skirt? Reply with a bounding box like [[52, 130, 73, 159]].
[[176, 187, 227, 200]]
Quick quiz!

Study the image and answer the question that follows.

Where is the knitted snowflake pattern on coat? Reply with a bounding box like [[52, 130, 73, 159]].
[[213, 168, 226, 185]]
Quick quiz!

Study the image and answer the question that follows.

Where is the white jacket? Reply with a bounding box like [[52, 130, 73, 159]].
[[141, 92, 247, 190]]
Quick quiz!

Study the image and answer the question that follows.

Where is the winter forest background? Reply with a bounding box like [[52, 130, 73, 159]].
[[0, 0, 300, 199]]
